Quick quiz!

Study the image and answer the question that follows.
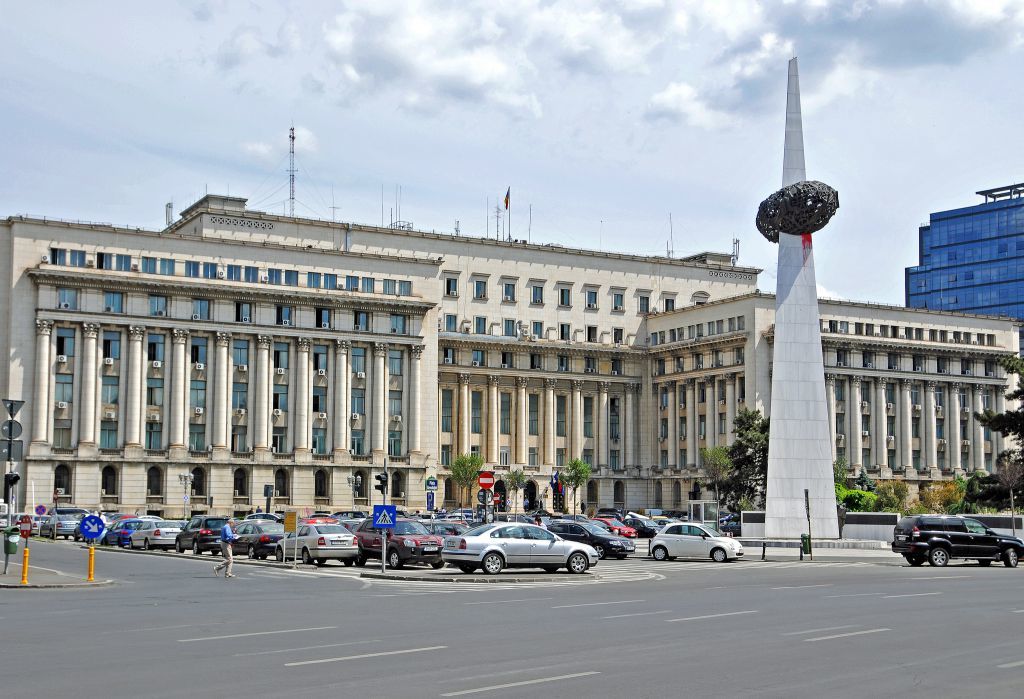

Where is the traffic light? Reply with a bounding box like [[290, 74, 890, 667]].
[[374, 471, 388, 496], [3, 471, 20, 506]]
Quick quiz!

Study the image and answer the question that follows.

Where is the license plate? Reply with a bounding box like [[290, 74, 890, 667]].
[[422, 546, 438, 552], [444, 541, 456, 549], [896, 534, 907, 541]]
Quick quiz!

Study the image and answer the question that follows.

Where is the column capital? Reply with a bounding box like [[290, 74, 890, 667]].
[[82, 323, 100, 339], [599, 381, 610, 393], [297, 337, 311, 351], [458, 373, 471, 385], [216, 332, 232, 347], [373, 342, 389, 357], [627, 382, 642, 394], [685, 378, 696, 387], [900, 377, 913, 388], [515, 377, 529, 388], [850, 376, 862, 386], [172, 328, 190, 344], [411, 345, 425, 359], [257, 334, 273, 348], [35, 319, 54, 335], [488, 376, 501, 386], [571, 380, 584, 391], [925, 380, 938, 390], [544, 378, 557, 390], [824, 373, 836, 385], [128, 325, 147, 340], [335, 338, 350, 353], [950, 381, 961, 390]]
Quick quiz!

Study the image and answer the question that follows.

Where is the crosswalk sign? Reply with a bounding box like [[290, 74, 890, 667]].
[[373, 504, 397, 529]]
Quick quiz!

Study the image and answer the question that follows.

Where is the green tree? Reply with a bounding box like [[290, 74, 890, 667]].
[[855, 467, 876, 493], [699, 446, 732, 512], [722, 408, 770, 511], [448, 453, 483, 508], [874, 480, 909, 513], [505, 468, 527, 517], [833, 457, 849, 486], [562, 459, 592, 515], [995, 454, 1024, 535], [978, 355, 1024, 452]]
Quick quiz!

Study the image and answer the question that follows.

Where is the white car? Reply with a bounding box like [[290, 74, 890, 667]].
[[441, 523, 599, 575], [129, 520, 183, 550], [650, 523, 743, 563], [275, 523, 359, 566]]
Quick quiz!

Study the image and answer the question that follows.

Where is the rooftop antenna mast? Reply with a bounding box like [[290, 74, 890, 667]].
[[668, 213, 675, 257], [731, 238, 740, 266], [329, 185, 340, 222], [288, 126, 296, 217]]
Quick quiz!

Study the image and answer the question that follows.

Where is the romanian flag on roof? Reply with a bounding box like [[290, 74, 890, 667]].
[[504, 187, 510, 210]]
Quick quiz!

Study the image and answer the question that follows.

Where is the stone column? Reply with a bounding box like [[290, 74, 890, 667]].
[[685, 380, 697, 467], [515, 377, 528, 464], [875, 379, 888, 469], [974, 385, 985, 472], [597, 382, 609, 467], [900, 378, 913, 470], [624, 384, 636, 467], [170, 329, 189, 448], [213, 332, 231, 450], [994, 385, 1006, 457], [254, 335, 271, 452], [125, 326, 146, 446], [825, 374, 836, 463], [924, 380, 937, 472], [571, 380, 583, 460], [544, 379, 556, 465], [32, 320, 53, 443], [333, 340, 349, 453], [458, 374, 471, 455], [950, 382, 962, 475], [706, 378, 717, 450], [294, 338, 310, 452], [79, 323, 100, 445], [409, 345, 422, 454], [487, 376, 499, 464], [372, 343, 387, 456], [850, 377, 862, 468], [666, 382, 678, 466], [725, 374, 737, 447]]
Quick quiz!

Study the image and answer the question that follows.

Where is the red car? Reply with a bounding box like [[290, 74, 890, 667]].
[[352, 518, 445, 569], [593, 517, 638, 538]]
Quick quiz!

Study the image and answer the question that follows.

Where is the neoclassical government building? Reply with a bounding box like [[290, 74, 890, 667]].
[[1, 195, 1017, 516]]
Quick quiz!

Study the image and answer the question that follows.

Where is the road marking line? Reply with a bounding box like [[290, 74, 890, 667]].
[[666, 610, 758, 623], [771, 584, 832, 590], [285, 645, 446, 667], [1014, 610, 1024, 614], [882, 592, 942, 599], [235, 640, 381, 657], [804, 628, 890, 642], [178, 626, 337, 643], [912, 575, 972, 580], [782, 625, 858, 636], [602, 610, 672, 619], [440, 671, 600, 696], [997, 660, 1024, 669], [465, 598, 553, 605], [551, 600, 645, 609], [825, 593, 885, 598]]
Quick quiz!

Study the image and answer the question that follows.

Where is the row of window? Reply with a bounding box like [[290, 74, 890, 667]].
[[48, 248, 413, 295], [832, 350, 999, 376], [834, 447, 994, 472], [440, 347, 624, 374], [657, 378, 748, 407], [443, 277, 681, 314], [439, 389, 614, 438], [828, 378, 997, 410], [651, 316, 746, 346], [439, 443, 614, 469], [823, 319, 998, 346], [834, 413, 992, 441], [655, 348, 745, 375], [441, 314, 627, 345]]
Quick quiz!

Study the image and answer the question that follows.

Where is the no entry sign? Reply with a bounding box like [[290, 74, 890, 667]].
[[478, 471, 495, 489]]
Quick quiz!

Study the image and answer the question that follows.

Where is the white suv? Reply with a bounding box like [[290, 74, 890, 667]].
[[650, 523, 743, 563]]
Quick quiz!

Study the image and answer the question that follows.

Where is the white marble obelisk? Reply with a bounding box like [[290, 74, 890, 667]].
[[764, 58, 840, 539]]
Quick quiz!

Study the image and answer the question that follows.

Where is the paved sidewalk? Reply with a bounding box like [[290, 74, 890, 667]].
[[0, 541, 114, 588]]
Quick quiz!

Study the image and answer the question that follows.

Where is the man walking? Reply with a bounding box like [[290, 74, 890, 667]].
[[214, 520, 238, 578]]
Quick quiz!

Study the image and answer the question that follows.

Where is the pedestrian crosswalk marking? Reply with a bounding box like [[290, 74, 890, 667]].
[[374, 510, 394, 526]]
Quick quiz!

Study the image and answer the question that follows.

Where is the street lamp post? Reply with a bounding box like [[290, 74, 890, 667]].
[[178, 472, 194, 520], [347, 474, 362, 506]]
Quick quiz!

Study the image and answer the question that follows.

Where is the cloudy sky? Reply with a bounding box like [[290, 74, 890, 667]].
[[3, 1, 1024, 304]]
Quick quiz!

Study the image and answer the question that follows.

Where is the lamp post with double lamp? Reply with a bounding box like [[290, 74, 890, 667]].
[[178, 472, 194, 520], [347, 474, 362, 506]]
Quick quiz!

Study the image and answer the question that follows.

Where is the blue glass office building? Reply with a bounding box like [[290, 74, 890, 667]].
[[906, 184, 1024, 333]]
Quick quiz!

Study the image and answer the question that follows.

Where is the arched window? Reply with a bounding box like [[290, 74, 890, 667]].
[[54, 464, 71, 495], [101, 466, 118, 496], [391, 471, 404, 498], [654, 481, 663, 508], [314, 469, 328, 498], [613, 480, 625, 504], [586, 480, 598, 506], [274, 469, 289, 497], [672, 481, 682, 507], [353, 470, 366, 499], [147, 467, 163, 496], [191, 467, 206, 496], [233, 469, 248, 497]]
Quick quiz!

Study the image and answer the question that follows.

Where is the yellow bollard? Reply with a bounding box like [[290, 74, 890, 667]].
[[21, 545, 29, 585], [88, 545, 95, 582]]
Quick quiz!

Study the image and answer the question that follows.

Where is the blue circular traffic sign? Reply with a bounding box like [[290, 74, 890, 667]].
[[34, 504, 47, 516], [79, 515, 105, 541]]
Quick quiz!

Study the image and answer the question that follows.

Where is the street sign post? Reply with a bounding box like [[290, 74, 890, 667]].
[[2, 400, 25, 419], [426, 491, 435, 512], [284, 511, 299, 567], [493, 492, 501, 506], [373, 505, 397, 574], [477, 489, 488, 505], [478, 471, 495, 490], [0, 440, 23, 462], [19, 515, 32, 539], [1, 420, 22, 440], [79, 514, 105, 581], [425, 477, 438, 492], [34, 504, 46, 516]]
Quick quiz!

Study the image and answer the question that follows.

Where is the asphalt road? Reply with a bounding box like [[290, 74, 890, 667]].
[[3, 541, 1024, 698]]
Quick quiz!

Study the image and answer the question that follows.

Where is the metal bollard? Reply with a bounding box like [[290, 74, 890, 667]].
[[21, 545, 29, 585], [761, 541, 766, 561], [87, 545, 95, 582]]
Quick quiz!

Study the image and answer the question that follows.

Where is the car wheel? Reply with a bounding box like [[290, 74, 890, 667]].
[[1003, 548, 1019, 568], [302, 548, 313, 565], [978, 559, 992, 567], [594, 544, 606, 559], [176, 540, 184, 554], [142, 539, 150, 551], [481, 552, 504, 575], [248, 545, 257, 559], [903, 554, 925, 567], [458, 564, 477, 574], [276, 547, 284, 562], [387, 549, 403, 570], [343, 559, 355, 567], [711, 548, 728, 563], [928, 547, 950, 567], [192, 541, 200, 556], [431, 560, 445, 570], [652, 545, 669, 561], [567, 552, 589, 574]]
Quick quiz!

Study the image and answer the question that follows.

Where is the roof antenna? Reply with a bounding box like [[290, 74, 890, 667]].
[[668, 213, 674, 257], [329, 185, 340, 222], [731, 238, 740, 266], [288, 126, 296, 217]]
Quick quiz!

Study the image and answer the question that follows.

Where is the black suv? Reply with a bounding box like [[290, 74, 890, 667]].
[[892, 515, 1023, 568], [548, 520, 635, 559], [175, 516, 230, 555]]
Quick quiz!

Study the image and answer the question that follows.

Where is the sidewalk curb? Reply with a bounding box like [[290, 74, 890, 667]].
[[359, 571, 593, 583], [0, 580, 115, 589]]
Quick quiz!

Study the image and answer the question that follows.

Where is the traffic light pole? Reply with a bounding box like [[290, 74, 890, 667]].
[[381, 457, 387, 574]]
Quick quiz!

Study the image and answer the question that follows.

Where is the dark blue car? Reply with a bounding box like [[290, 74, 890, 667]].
[[103, 519, 143, 547]]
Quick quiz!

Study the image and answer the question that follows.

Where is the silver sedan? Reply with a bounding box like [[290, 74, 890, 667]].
[[275, 524, 359, 566], [129, 520, 183, 550], [441, 523, 599, 575]]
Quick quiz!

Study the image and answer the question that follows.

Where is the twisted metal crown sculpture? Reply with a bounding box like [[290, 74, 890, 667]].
[[755, 180, 840, 243]]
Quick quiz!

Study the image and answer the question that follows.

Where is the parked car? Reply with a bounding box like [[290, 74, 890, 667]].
[[337, 519, 365, 533], [53, 507, 91, 517], [128, 520, 182, 550], [553, 514, 591, 523], [275, 523, 360, 566], [623, 516, 661, 538], [650, 522, 743, 562], [596, 507, 624, 520], [353, 518, 445, 569], [891, 514, 1024, 568], [40, 514, 80, 539], [592, 517, 638, 538], [548, 520, 635, 559], [495, 513, 534, 523], [245, 513, 283, 523], [300, 516, 339, 526], [102, 519, 144, 547], [442, 523, 598, 575], [232, 521, 285, 559], [424, 521, 469, 537], [175, 516, 230, 555], [332, 510, 368, 520]]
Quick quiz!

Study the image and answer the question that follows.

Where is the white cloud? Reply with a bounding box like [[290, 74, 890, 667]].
[[241, 141, 273, 159], [804, 55, 881, 112], [216, 21, 301, 69], [292, 126, 317, 154], [241, 126, 317, 159], [817, 282, 844, 300], [645, 82, 737, 129]]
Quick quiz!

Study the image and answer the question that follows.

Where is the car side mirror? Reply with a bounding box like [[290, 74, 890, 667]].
[[701, 533, 708, 539]]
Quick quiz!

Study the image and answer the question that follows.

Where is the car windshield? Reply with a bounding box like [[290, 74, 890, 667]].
[[580, 523, 609, 536], [313, 525, 348, 534], [604, 519, 626, 527], [393, 522, 430, 536], [155, 521, 179, 528], [205, 518, 228, 529], [699, 524, 723, 536], [590, 521, 611, 531], [58, 515, 78, 521], [464, 524, 497, 537], [259, 523, 285, 533]]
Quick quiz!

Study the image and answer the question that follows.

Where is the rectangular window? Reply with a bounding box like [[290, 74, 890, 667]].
[[530, 353, 542, 370], [472, 349, 485, 366], [53, 419, 72, 449], [307, 272, 321, 288], [586, 289, 598, 309], [232, 339, 249, 367], [559, 323, 570, 341], [500, 393, 512, 434], [55, 374, 74, 403], [351, 388, 365, 415], [638, 295, 650, 313], [610, 450, 619, 470], [234, 302, 252, 323], [141, 257, 157, 274], [147, 334, 164, 362], [445, 314, 457, 332], [232, 425, 248, 453], [226, 264, 241, 281], [353, 311, 370, 331], [529, 394, 539, 435], [324, 273, 338, 290], [583, 396, 594, 437], [558, 287, 571, 307], [69, 250, 86, 267], [361, 277, 375, 293], [147, 377, 164, 407], [159, 258, 176, 276], [147, 295, 167, 317], [350, 430, 365, 455], [475, 316, 487, 335], [346, 275, 360, 291], [190, 380, 207, 409], [556, 448, 566, 467], [273, 342, 289, 369], [276, 306, 294, 326], [445, 277, 458, 296], [101, 421, 118, 449], [272, 384, 288, 412], [312, 386, 327, 413], [267, 268, 282, 285], [272, 427, 287, 453], [101, 331, 121, 360], [242, 265, 257, 283], [390, 314, 407, 334], [503, 282, 516, 302], [529, 447, 539, 466], [382, 279, 396, 295], [104, 291, 124, 313], [440, 445, 451, 467], [57, 287, 78, 310], [441, 389, 453, 432], [312, 344, 328, 372], [284, 270, 299, 287], [232, 382, 248, 410], [389, 390, 403, 417], [101, 376, 119, 405], [557, 356, 569, 372], [612, 292, 624, 311], [398, 280, 412, 296], [50, 248, 67, 265], [351, 347, 365, 373], [312, 428, 327, 455], [473, 279, 487, 299], [145, 422, 162, 450], [191, 337, 208, 364], [388, 349, 403, 375], [192, 298, 211, 320], [471, 392, 483, 434], [532, 321, 543, 338], [504, 319, 517, 337], [556, 395, 567, 436], [202, 262, 218, 279], [531, 284, 543, 304]]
